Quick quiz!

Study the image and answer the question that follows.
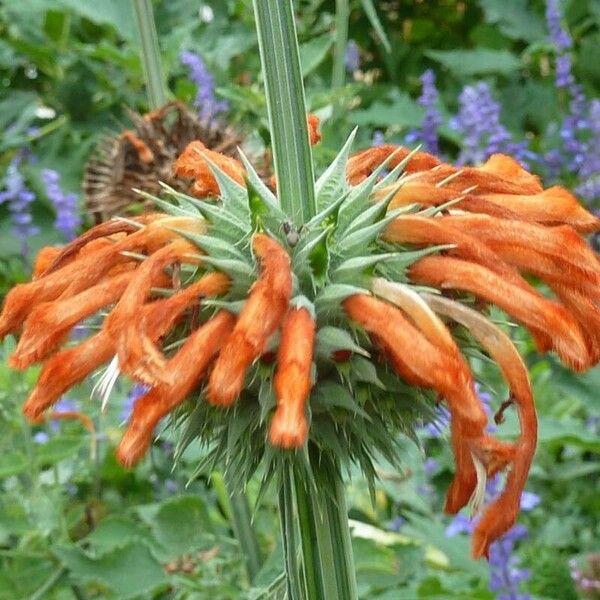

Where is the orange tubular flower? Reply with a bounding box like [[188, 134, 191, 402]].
[[207, 234, 292, 407], [174, 140, 246, 197], [409, 255, 590, 371], [269, 307, 315, 449], [4, 128, 600, 565], [117, 311, 236, 467]]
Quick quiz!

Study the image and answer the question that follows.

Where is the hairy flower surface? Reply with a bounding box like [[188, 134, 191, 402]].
[[2, 131, 599, 560]]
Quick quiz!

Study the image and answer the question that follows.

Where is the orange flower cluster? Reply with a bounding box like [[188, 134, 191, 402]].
[[2, 137, 599, 560], [343, 144, 600, 557]]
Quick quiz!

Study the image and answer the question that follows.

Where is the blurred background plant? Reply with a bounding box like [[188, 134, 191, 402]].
[[0, 0, 599, 598]]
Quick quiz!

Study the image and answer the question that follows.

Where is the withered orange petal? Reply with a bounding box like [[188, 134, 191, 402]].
[[270, 308, 315, 449], [117, 311, 235, 467], [10, 270, 135, 370], [207, 234, 292, 407], [22, 331, 115, 420], [119, 272, 230, 387], [346, 145, 441, 185], [173, 140, 246, 197], [440, 214, 600, 277], [307, 113, 321, 145], [409, 256, 590, 371], [482, 186, 600, 233]]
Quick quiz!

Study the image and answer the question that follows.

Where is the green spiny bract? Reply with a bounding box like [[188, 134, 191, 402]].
[[148, 133, 443, 493]]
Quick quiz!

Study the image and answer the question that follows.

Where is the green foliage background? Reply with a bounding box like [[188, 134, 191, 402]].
[[0, 1, 599, 598]]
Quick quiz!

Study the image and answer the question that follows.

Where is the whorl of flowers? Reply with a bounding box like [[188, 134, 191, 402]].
[[2, 124, 599, 560]]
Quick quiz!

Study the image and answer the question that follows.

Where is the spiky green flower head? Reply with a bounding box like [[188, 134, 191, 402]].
[[155, 132, 441, 494]]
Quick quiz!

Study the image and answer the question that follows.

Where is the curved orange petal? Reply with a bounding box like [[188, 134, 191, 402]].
[[118, 272, 230, 387], [423, 293, 537, 558], [269, 307, 315, 449], [117, 311, 236, 467], [10, 270, 135, 370], [409, 256, 590, 371], [346, 145, 441, 185], [307, 113, 321, 145], [207, 234, 292, 407], [481, 186, 600, 233], [173, 141, 246, 197]]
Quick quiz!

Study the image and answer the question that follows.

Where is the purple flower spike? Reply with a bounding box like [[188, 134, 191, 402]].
[[121, 384, 149, 422], [344, 40, 360, 73], [452, 82, 534, 167], [41, 169, 81, 241], [180, 50, 229, 125], [0, 152, 39, 255]]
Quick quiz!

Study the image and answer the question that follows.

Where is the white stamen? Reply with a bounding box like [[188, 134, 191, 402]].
[[468, 451, 487, 518], [91, 355, 121, 412]]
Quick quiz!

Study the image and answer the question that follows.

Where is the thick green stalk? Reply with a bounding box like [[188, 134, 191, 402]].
[[252, 0, 316, 223], [293, 457, 358, 600], [332, 0, 350, 89], [212, 472, 262, 583], [133, 0, 167, 109], [279, 466, 304, 600]]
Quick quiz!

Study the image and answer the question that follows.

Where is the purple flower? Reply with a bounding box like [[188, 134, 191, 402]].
[[388, 516, 405, 532], [372, 130, 385, 146], [180, 50, 228, 124], [423, 457, 439, 477], [423, 404, 450, 437], [0, 152, 39, 255], [488, 525, 531, 599], [519, 491, 541, 512], [452, 82, 534, 167], [545, 0, 573, 52], [41, 169, 80, 241], [406, 70, 442, 154], [344, 40, 360, 72], [446, 512, 474, 537], [121, 384, 149, 422], [33, 431, 50, 444], [165, 479, 178, 494]]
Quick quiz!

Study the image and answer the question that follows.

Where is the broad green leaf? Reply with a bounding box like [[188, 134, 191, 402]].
[[426, 48, 522, 76], [150, 495, 214, 557], [54, 542, 168, 599], [350, 94, 423, 128], [300, 33, 333, 76], [479, 0, 546, 42]]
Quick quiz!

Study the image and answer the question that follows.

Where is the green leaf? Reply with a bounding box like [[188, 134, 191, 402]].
[[479, 0, 546, 42], [84, 516, 154, 556], [300, 33, 333, 76], [315, 326, 369, 359], [315, 129, 356, 211], [312, 382, 370, 419], [54, 542, 168, 599], [0, 451, 28, 479], [426, 48, 522, 76], [58, 0, 136, 41], [359, 0, 391, 52], [150, 495, 214, 557], [350, 93, 423, 128]]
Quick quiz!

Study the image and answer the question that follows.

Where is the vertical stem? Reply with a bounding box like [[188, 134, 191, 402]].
[[226, 480, 263, 582], [253, 0, 316, 223], [133, 0, 167, 109], [332, 0, 350, 89], [279, 465, 303, 600]]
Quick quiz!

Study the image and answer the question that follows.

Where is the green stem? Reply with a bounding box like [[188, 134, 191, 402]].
[[279, 466, 303, 600], [225, 478, 263, 582], [133, 0, 167, 109], [252, 0, 316, 223], [289, 457, 358, 600], [332, 0, 350, 89]]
